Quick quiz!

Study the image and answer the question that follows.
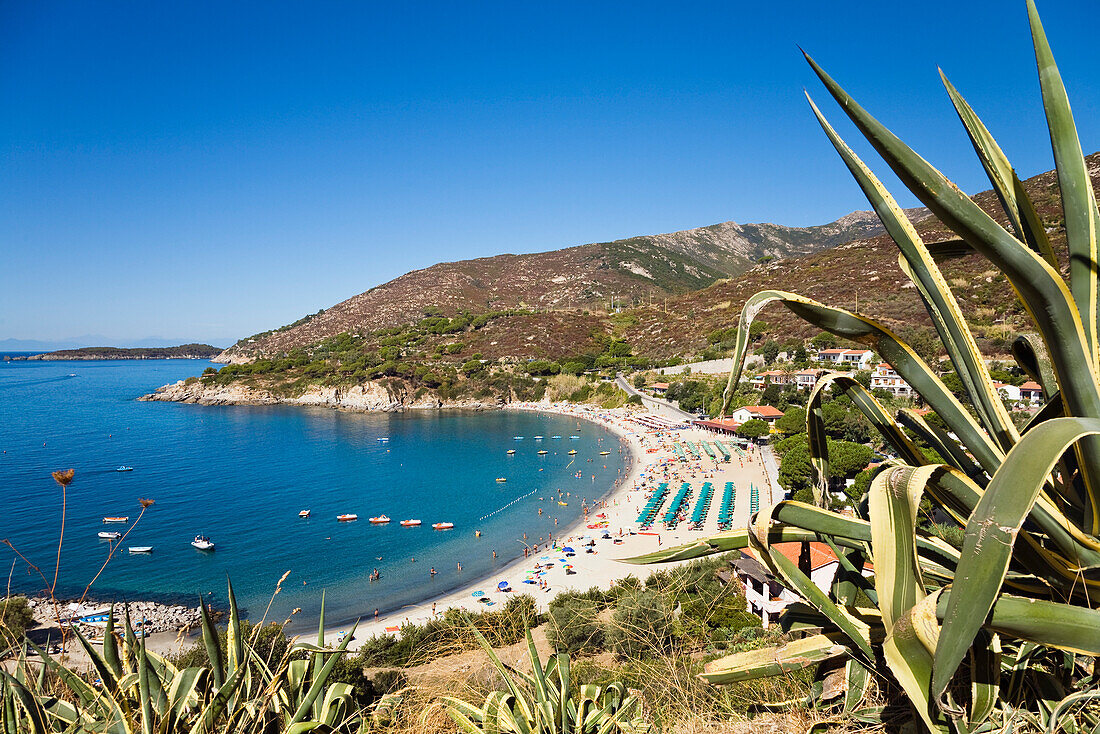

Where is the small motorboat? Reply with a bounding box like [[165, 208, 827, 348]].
[[298, 509, 311, 518], [496, 477, 507, 482], [568, 450, 577, 455], [506, 449, 516, 455], [538, 450, 548, 455], [432, 522, 454, 530], [400, 519, 421, 527], [128, 546, 153, 554], [513, 436, 524, 440], [569, 435, 581, 439], [191, 535, 215, 551], [102, 516, 129, 523], [336, 514, 358, 522], [599, 451, 610, 455], [369, 515, 391, 524], [98, 531, 121, 540], [116, 466, 133, 472], [551, 435, 562, 439], [533, 435, 543, 440], [377, 437, 389, 442]]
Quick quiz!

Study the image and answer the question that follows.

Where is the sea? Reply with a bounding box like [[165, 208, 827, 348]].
[[0, 355, 629, 629]]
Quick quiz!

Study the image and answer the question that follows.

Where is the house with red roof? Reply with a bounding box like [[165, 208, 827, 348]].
[[748, 370, 794, 390], [815, 348, 873, 368], [729, 405, 784, 424], [1019, 381, 1044, 403]]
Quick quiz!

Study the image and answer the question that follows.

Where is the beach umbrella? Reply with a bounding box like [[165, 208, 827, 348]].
[[497, 581, 509, 590], [471, 591, 484, 598], [523, 579, 536, 584], [562, 546, 575, 553]]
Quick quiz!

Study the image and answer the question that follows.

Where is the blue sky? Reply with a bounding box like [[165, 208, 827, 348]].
[[2, 1, 1098, 346]]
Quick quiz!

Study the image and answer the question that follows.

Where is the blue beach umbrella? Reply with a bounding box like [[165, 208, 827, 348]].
[[562, 546, 575, 553], [471, 590, 484, 598], [497, 581, 510, 590]]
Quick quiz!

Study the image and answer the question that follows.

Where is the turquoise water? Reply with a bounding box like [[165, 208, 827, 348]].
[[0, 357, 629, 628]]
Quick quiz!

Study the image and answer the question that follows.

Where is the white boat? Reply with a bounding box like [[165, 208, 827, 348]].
[[128, 546, 153, 554], [534, 435, 544, 440], [506, 449, 516, 454], [496, 477, 507, 482], [570, 435, 580, 439], [432, 522, 454, 530], [191, 535, 215, 551], [98, 531, 121, 540], [102, 516, 128, 523], [538, 450, 548, 455], [369, 515, 391, 524], [513, 436, 524, 440], [116, 466, 133, 472], [298, 509, 311, 518], [551, 435, 562, 439], [377, 437, 389, 442], [400, 519, 421, 527], [337, 514, 358, 522]]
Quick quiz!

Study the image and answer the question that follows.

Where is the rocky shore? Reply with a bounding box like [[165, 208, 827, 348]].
[[25, 597, 203, 636], [139, 377, 502, 412]]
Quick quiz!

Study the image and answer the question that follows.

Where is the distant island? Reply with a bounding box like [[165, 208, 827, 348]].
[[12, 344, 223, 361]]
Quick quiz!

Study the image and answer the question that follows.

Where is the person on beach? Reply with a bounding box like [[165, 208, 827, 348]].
[[492, 550, 497, 559], [457, 562, 462, 572], [374, 609, 378, 619], [430, 567, 436, 578]]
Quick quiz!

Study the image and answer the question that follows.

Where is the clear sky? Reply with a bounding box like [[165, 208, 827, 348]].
[[2, 1, 1097, 346]]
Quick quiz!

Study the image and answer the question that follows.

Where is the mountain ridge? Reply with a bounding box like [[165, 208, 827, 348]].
[[219, 208, 925, 362]]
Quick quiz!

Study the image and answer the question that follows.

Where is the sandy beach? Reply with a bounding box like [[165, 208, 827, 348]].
[[330, 400, 779, 648]]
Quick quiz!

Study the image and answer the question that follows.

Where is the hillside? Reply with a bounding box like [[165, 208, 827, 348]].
[[218, 210, 920, 362]]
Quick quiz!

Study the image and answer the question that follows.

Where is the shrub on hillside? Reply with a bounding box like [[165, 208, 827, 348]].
[[547, 596, 605, 654], [607, 589, 675, 657]]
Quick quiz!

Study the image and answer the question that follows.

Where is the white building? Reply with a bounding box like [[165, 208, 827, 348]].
[[815, 348, 874, 368], [733, 542, 860, 627], [870, 362, 913, 397]]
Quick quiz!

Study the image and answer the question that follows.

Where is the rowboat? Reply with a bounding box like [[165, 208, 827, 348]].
[[432, 522, 454, 530], [336, 514, 358, 522], [400, 519, 421, 526], [103, 516, 128, 523], [128, 546, 153, 554], [298, 509, 311, 518], [369, 515, 391, 524], [496, 477, 507, 482], [191, 535, 215, 551], [98, 531, 121, 540]]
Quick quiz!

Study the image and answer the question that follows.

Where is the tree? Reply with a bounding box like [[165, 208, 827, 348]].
[[758, 339, 780, 365], [900, 326, 941, 370], [853, 369, 871, 388], [633, 374, 646, 389], [0, 596, 33, 649], [810, 332, 837, 349], [774, 408, 806, 434], [736, 419, 770, 439]]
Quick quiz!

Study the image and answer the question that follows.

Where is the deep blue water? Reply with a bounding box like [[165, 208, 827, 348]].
[[0, 357, 628, 628]]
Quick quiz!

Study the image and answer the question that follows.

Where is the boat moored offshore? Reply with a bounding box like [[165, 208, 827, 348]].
[[191, 535, 215, 551], [298, 509, 311, 518], [400, 519, 421, 526], [369, 515, 391, 524], [128, 546, 153, 554], [432, 522, 454, 530], [98, 531, 121, 540], [102, 516, 129, 523], [337, 514, 358, 522]]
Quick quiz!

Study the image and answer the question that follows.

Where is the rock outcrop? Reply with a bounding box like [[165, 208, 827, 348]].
[[140, 378, 500, 412]]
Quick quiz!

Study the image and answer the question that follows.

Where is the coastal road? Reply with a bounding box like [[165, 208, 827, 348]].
[[614, 373, 696, 423]]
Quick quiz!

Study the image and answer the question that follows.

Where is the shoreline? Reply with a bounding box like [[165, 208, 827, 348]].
[[330, 400, 673, 647]]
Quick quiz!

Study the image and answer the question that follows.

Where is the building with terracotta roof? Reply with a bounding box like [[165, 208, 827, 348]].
[[729, 405, 784, 424], [748, 370, 794, 389], [870, 362, 913, 397], [732, 541, 870, 627], [815, 348, 873, 368], [1019, 381, 1044, 403]]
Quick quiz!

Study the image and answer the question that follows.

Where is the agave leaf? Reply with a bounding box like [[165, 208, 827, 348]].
[[805, 49, 1100, 530], [897, 409, 985, 484], [720, 290, 1005, 475], [883, 602, 951, 732], [199, 597, 223, 689], [188, 665, 244, 734], [137, 630, 155, 734], [442, 697, 486, 734], [0, 672, 48, 734], [843, 659, 871, 714], [933, 418, 1100, 708], [700, 633, 849, 684], [869, 466, 929, 627], [318, 682, 352, 727], [940, 70, 1057, 267], [103, 604, 123, 680], [1027, 0, 1100, 363], [288, 622, 357, 726], [808, 91, 1019, 455], [167, 667, 208, 721], [1012, 333, 1058, 396], [226, 578, 243, 677]]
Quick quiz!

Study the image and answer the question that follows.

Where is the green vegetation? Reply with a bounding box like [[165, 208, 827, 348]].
[[638, 6, 1100, 731], [0, 596, 32, 652]]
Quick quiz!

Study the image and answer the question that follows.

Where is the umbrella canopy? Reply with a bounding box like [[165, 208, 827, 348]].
[[497, 581, 509, 589], [562, 546, 575, 553], [471, 591, 484, 597]]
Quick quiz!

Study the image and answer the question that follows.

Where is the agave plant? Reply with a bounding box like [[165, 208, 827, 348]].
[[0, 581, 399, 733], [631, 2, 1100, 731], [443, 626, 649, 734]]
